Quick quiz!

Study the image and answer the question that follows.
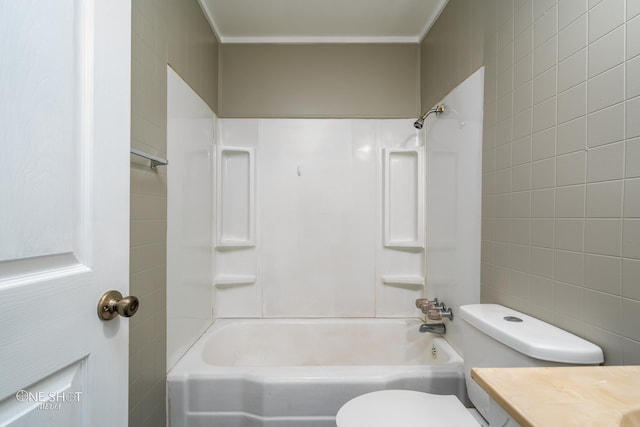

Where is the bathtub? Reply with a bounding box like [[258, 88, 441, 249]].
[[167, 318, 466, 427]]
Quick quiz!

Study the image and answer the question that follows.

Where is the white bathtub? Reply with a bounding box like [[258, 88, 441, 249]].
[[167, 318, 466, 427]]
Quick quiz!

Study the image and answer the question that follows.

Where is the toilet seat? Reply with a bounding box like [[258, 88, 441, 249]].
[[336, 390, 480, 427]]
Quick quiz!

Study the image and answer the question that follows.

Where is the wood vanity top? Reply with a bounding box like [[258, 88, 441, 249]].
[[471, 366, 640, 427]]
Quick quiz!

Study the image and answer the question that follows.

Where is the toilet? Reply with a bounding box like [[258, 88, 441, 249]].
[[337, 304, 604, 427]]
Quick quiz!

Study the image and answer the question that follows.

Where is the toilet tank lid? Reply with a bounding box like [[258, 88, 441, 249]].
[[460, 304, 603, 364]]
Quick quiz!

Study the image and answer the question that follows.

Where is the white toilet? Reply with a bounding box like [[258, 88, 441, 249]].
[[337, 304, 604, 427]]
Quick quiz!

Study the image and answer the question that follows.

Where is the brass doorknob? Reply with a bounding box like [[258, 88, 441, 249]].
[[97, 290, 139, 320]]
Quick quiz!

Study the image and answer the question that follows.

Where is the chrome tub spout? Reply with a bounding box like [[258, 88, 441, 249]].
[[419, 323, 446, 335]]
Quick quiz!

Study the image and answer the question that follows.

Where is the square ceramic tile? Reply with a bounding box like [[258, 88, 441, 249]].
[[512, 163, 532, 191], [484, 147, 497, 173], [497, 67, 515, 99], [622, 338, 640, 365], [496, 193, 511, 217], [559, 14, 587, 60], [588, 0, 624, 43], [515, 24, 534, 62], [511, 218, 531, 245], [515, 0, 534, 34], [584, 253, 622, 294], [534, 5, 558, 47], [587, 141, 624, 182], [512, 136, 533, 165], [531, 188, 556, 217], [585, 219, 622, 256], [497, 117, 514, 145], [630, 0, 640, 20], [495, 241, 512, 264], [558, 48, 587, 92], [624, 178, 640, 217], [498, 16, 515, 51], [533, 66, 557, 104], [586, 103, 625, 147], [628, 15, 640, 59], [496, 168, 512, 194], [514, 81, 533, 114], [627, 56, 640, 99], [623, 219, 640, 259], [557, 116, 586, 155], [553, 280, 583, 318], [510, 270, 531, 298], [497, 93, 513, 123], [554, 218, 585, 250], [627, 97, 640, 139], [583, 289, 623, 333], [556, 151, 586, 186], [622, 258, 640, 300], [532, 127, 556, 160], [512, 109, 532, 139], [514, 53, 533, 87], [588, 26, 624, 77], [511, 190, 532, 217], [558, 82, 587, 124], [531, 158, 556, 189], [531, 218, 555, 247], [625, 138, 640, 178], [496, 143, 512, 170], [533, 96, 557, 132], [554, 250, 584, 285], [530, 278, 554, 313], [555, 185, 586, 217], [585, 180, 623, 217], [587, 64, 625, 113], [531, 246, 555, 278], [621, 298, 640, 341], [559, 0, 587, 29], [534, 36, 558, 75], [534, 0, 556, 20], [498, 42, 515, 75], [583, 325, 624, 364]]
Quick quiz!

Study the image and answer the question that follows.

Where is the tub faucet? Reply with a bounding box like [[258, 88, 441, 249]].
[[419, 323, 446, 335]]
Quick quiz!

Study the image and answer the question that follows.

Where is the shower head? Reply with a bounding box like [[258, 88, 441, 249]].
[[414, 104, 445, 129]]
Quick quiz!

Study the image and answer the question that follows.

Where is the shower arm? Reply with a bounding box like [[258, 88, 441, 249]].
[[414, 104, 445, 129]]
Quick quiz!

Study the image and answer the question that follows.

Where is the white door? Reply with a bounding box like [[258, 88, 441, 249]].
[[0, 0, 131, 426]]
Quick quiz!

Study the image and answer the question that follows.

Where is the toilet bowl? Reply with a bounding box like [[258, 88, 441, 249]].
[[336, 389, 480, 427], [336, 304, 603, 427]]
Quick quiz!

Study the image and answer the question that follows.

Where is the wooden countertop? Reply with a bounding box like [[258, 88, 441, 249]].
[[471, 366, 640, 427]]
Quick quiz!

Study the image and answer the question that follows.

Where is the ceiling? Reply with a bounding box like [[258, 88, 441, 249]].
[[198, 0, 449, 44]]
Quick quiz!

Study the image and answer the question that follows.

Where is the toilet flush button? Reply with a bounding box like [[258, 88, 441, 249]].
[[503, 316, 523, 322]]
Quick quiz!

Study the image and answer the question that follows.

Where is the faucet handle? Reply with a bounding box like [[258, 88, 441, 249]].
[[415, 298, 429, 309], [427, 309, 443, 321], [431, 298, 445, 309]]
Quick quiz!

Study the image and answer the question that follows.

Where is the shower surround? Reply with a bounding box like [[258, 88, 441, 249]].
[[213, 118, 428, 319]]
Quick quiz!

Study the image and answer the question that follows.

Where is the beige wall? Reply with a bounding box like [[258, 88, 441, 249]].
[[422, 0, 640, 364], [218, 44, 421, 118], [420, 0, 484, 110], [130, 0, 218, 425]]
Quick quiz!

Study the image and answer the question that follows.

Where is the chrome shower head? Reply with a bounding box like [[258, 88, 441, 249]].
[[413, 104, 445, 130]]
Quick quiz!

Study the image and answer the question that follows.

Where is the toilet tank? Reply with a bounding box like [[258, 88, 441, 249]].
[[459, 304, 603, 420]]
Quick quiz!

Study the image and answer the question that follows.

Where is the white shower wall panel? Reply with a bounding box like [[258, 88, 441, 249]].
[[260, 120, 377, 317], [216, 119, 425, 318]]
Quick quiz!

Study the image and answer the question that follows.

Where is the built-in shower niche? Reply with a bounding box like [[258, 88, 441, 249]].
[[214, 145, 259, 318], [383, 147, 424, 248], [216, 146, 255, 247]]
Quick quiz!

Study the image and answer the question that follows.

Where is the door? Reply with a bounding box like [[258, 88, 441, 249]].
[[0, 0, 131, 425]]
